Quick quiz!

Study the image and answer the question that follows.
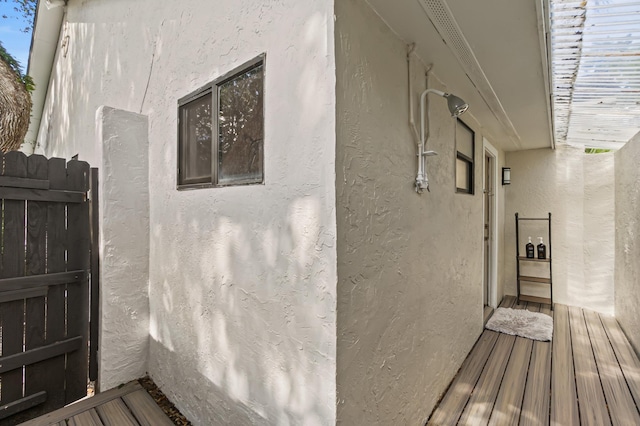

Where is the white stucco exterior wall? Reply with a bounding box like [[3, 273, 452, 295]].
[[96, 106, 150, 390], [495, 150, 508, 305], [505, 145, 615, 314], [615, 132, 640, 354], [36, 1, 337, 424], [335, 0, 500, 422]]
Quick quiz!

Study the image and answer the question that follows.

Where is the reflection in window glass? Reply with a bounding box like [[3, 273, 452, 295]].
[[179, 93, 212, 185], [177, 57, 265, 188], [457, 121, 474, 159], [218, 64, 264, 184]]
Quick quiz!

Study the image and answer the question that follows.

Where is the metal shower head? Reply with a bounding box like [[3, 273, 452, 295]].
[[444, 93, 469, 117], [424, 89, 469, 117]]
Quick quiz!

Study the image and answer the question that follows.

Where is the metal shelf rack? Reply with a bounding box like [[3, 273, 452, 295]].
[[515, 212, 552, 308]]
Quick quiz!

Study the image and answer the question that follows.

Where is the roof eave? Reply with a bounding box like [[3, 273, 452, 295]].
[[22, 0, 65, 154]]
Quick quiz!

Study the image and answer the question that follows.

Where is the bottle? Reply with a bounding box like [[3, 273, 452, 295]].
[[526, 237, 535, 258], [537, 237, 547, 259]]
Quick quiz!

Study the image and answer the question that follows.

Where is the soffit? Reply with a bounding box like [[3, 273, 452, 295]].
[[366, 0, 553, 152]]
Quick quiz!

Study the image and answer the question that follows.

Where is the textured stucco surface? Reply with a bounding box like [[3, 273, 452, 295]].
[[335, 0, 492, 422], [505, 145, 615, 314], [37, 1, 337, 424], [496, 151, 508, 305], [97, 106, 150, 390], [615, 132, 640, 354]]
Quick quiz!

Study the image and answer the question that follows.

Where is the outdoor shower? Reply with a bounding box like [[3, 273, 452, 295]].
[[415, 88, 469, 193], [407, 45, 469, 193]]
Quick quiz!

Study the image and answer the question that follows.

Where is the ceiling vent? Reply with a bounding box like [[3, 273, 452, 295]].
[[417, 0, 522, 148]]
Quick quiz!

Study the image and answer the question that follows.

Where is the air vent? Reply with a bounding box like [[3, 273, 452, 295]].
[[417, 0, 522, 147]]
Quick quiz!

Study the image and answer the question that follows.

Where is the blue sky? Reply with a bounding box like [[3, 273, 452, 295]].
[[0, 1, 33, 74]]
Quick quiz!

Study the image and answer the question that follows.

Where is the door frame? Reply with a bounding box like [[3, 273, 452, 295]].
[[483, 138, 499, 308]]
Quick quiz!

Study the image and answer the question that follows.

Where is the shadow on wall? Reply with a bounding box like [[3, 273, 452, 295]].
[[149, 339, 267, 424], [37, 0, 173, 162], [504, 145, 615, 314], [37, 1, 337, 424], [148, 199, 335, 426]]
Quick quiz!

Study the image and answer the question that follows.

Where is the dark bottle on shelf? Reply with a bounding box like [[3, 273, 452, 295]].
[[537, 237, 547, 259], [526, 236, 535, 258]]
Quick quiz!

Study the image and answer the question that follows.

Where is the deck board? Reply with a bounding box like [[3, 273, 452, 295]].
[[67, 408, 103, 426], [520, 337, 551, 426], [585, 310, 640, 425], [501, 295, 517, 309], [601, 314, 640, 409], [96, 398, 139, 426], [550, 304, 579, 426], [568, 306, 611, 426], [427, 297, 515, 425], [427, 331, 500, 425], [20, 382, 142, 426], [122, 389, 174, 426], [428, 300, 640, 426], [488, 336, 533, 425], [20, 381, 174, 426], [457, 333, 516, 425]]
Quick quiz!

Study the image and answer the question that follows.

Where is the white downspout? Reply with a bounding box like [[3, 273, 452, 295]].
[[408, 45, 437, 193], [407, 44, 420, 145]]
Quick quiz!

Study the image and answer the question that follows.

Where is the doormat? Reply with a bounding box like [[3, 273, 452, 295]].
[[485, 307, 553, 341]]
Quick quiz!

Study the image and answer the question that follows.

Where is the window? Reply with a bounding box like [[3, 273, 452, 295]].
[[456, 119, 474, 194], [178, 56, 265, 188]]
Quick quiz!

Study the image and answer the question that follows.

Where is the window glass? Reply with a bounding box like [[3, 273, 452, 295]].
[[179, 92, 212, 185], [218, 64, 264, 184], [457, 120, 474, 159], [177, 56, 264, 189], [456, 157, 471, 192], [456, 119, 474, 194]]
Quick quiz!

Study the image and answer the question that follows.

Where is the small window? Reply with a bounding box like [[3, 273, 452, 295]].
[[178, 56, 265, 188], [456, 119, 474, 194]]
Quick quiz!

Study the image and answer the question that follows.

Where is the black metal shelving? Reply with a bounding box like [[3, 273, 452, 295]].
[[515, 212, 553, 308]]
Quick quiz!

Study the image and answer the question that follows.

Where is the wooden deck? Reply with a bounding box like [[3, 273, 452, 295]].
[[19, 381, 174, 426], [428, 295, 640, 425]]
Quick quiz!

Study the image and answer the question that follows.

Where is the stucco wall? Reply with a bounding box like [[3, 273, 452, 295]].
[[96, 106, 150, 390], [36, 1, 337, 424], [496, 151, 508, 305], [615, 132, 640, 354], [505, 145, 615, 314], [335, 0, 494, 422]]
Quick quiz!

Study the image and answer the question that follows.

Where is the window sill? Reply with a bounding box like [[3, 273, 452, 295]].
[[177, 180, 264, 191]]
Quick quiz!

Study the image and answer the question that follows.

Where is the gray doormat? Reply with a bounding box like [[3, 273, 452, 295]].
[[485, 307, 553, 341]]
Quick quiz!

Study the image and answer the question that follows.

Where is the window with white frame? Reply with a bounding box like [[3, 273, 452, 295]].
[[178, 56, 265, 188], [456, 119, 474, 194]]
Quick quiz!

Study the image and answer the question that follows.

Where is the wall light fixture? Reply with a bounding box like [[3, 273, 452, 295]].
[[502, 167, 511, 185]]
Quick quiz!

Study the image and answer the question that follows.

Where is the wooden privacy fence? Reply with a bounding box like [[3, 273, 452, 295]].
[[0, 152, 99, 424]]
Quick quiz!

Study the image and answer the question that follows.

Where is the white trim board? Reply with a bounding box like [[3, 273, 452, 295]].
[[483, 137, 499, 308]]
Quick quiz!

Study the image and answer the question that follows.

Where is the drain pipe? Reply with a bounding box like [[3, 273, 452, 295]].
[[408, 45, 436, 193], [407, 45, 426, 193], [407, 44, 420, 145]]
